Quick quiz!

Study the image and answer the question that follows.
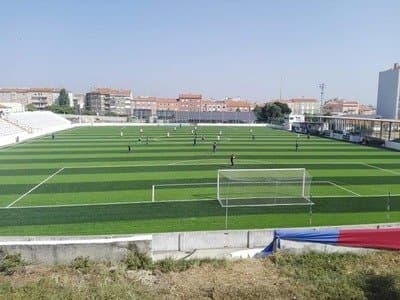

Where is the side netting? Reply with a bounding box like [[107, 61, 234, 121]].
[[217, 168, 313, 207]]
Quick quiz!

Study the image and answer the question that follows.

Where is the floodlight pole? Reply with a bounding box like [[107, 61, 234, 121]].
[[318, 83, 325, 107]]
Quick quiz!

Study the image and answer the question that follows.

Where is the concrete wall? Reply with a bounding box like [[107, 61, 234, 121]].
[[153, 229, 275, 252], [0, 235, 152, 265], [153, 223, 400, 254]]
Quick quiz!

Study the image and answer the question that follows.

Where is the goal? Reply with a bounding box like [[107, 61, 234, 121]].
[[217, 168, 313, 207]]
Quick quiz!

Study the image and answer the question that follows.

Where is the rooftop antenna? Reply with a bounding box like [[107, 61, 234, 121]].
[[318, 83, 325, 106]]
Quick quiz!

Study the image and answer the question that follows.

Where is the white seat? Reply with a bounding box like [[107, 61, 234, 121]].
[[6, 111, 71, 131], [0, 119, 24, 136]]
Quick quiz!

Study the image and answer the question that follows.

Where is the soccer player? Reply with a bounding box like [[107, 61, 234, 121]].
[[128, 145, 131, 152], [140, 128, 143, 134], [146, 136, 149, 145], [212, 142, 217, 153], [174, 126, 177, 131], [295, 140, 299, 151], [51, 133, 55, 140], [167, 132, 170, 137], [217, 135, 221, 141], [230, 154, 236, 166], [307, 133, 310, 139], [252, 134, 255, 141], [120, 131, 124, 137], [219, 130, 222, 136]]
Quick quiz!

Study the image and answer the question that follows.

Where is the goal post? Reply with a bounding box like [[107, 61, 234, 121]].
[[217, 168, 313, 207]]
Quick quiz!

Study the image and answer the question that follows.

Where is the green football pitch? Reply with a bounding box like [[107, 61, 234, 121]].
[[0, 125, 399, 235]]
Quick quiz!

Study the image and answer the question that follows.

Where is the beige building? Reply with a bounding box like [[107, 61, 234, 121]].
[[0, 88, 73, 109], [323, 98, 360, 115], [73, 94, 85, 110], [359, 104, 376, 116], [224, 99, 254, 112]]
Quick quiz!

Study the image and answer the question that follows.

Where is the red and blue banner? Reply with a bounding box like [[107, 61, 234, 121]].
[[261, 227, 400, 256]]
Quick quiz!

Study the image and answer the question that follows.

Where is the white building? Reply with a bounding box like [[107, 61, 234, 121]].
[[272, 98, 320, 115], [377, 63, 400, 119]]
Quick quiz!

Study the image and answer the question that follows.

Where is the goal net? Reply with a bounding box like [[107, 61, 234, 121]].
[[217, 168, 313, 207]]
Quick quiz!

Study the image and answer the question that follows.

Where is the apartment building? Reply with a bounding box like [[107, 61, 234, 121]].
[[224, 99, 254, 112], [0, 88, 73, 109], [323, 98, 360, 115], [85, 88, 133, 115], [177, 94, 202, 111]]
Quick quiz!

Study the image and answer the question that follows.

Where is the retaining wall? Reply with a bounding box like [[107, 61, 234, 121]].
[[0, 235, 152, 265]]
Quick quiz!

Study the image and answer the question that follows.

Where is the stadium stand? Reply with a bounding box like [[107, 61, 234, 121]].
[[0, 118, 24, 136], [0, 112, 72, 146], [5, 111, 71, 132]]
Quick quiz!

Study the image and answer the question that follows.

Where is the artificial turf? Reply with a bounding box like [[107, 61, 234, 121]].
[[0, 125, 399, 235]]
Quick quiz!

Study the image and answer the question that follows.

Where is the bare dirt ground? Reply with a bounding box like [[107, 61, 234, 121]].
[[1, 252, 400, 299]]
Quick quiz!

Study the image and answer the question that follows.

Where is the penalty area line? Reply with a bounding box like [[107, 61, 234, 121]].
[[361, 163, 400, 175], [325, 181, 361, 196], [6, 167, 65, 208]]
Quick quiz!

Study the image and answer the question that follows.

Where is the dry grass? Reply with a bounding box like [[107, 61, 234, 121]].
[[0, 251, 400, 299]]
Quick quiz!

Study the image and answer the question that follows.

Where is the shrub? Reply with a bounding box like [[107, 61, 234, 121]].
[[0, 253, 23, 275], [70, 256, 91, 273], [124, 252, 153, 270]]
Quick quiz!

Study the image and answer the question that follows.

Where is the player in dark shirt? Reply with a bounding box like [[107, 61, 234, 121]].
[[230, 154, 236, 166], [212, 142, 217, 153]]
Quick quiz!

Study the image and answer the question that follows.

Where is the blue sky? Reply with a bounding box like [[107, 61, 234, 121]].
[[0, 1, 399, 104]]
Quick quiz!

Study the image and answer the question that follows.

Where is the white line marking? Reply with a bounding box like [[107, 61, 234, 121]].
[[168, 159, 268, 166], [325, 181, 361, 196], [315, 194, 400, 198], [362, 163, 400, 175], [5, 198, 216, 209], [0, 161, 375, 171], [6, 167, 65, 208], [3, 193, 400, 210]]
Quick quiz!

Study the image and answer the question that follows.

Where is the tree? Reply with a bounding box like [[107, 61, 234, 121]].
[[273, 102, 291, 115], [265, 103, 282, 120], [254, 102, 292, 123], [26, 103, 36, 111], [58, 88, 70, 106], [46, 104, 74, 114]]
